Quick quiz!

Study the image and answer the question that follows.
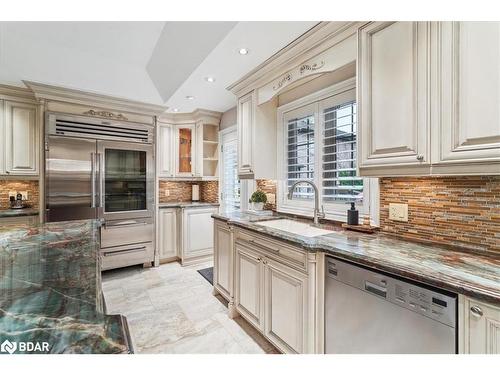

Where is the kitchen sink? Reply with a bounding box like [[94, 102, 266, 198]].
[[255, 219, 334, 237]]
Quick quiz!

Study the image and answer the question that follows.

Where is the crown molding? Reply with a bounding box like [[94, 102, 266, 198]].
[[227, 21, 365, 97], [23, 80, 168, 116], [158, 108, 222, 125], [0, 83, 37, 103]]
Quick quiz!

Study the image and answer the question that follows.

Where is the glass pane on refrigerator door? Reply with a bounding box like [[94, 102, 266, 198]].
[[104, 149, 147, 212]]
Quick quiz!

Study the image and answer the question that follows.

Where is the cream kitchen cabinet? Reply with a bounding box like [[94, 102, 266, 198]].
[[237, 90, 277, 179], [0, 100, 39, 176], [174, 124, 197, 177], [213, 219, 233, 301], [233, 230, 314, 354], [264, 257, 308, 354], [358, 22, 431, 176], [432, 22, 500, 175], [157, 123, 174, 178], [158, 208, 178, 262], [460, 296, 500, 354], [234, 241, 265, 330], [357, 21, 500, 177], [180, 206, 218, 265]]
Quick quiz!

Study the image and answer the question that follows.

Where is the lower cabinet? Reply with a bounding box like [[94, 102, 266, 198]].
[[233, 235, 311, 354], [180, 206, 218, 265], [461, 296, 500, 354], [158, 208, 178, 262], [213, 219, 233, 300], [235, 241, 265, 330], [264, 257, 308, 354], [0, 215, 39, 226]]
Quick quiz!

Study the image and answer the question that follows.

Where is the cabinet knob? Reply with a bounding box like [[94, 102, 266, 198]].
[[5, 170, 10, 174], [257, 257, 262, 262], [470, 305, 483, 318]]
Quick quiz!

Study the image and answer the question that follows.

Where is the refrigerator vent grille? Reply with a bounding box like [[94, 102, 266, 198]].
[[54, 119, 152, 143]]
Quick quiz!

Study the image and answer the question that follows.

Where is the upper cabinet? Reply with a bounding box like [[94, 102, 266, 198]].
[[237, 90, 277, 179], [157, 123, 174, 178], [0, 99, 39, 176], [358, 22, 431, 175], [175, 124, 196, 177], [357, 21, 500, 176], [157, 110, 221, 180], [433, 22, 500, 174]]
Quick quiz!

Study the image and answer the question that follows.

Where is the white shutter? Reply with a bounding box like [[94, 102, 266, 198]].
[[286, 114, 315, 199], [222, 138, 240, 210], [322, 100, 363, 202]]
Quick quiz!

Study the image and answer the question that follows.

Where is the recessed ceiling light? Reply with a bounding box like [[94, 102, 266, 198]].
[[238, 48, 249, 55], [205, 76, 216, 83], [172, 108, 179, 112], [185, 96, 195, 100]]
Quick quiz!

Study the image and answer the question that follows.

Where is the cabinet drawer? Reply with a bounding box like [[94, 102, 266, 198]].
[[101, 242, 154, 271], [235, 229, 307, 272]]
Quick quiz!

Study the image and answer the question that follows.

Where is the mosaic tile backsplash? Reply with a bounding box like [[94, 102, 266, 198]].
[[379, 176, 500, 252], [159, 180, 218, 203], [0, 180, 39, 209]]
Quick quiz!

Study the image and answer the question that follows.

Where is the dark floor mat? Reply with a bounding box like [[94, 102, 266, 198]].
[[197, 267, 213, 285]]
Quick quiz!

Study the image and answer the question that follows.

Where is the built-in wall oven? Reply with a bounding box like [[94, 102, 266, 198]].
[[45, 112, 155, 270]]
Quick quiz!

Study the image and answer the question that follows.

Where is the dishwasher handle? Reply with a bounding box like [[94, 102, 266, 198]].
[[364, 280, 387, 299]]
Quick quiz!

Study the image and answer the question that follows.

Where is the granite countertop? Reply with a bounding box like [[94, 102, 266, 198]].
[[214, 211, 500, 305], [0, 208, 39, 218], [0, 220, 132, 354], [159, 201, 220, 208]]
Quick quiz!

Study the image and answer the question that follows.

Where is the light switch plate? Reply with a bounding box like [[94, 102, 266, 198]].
[[20, 191, 28, 200], [164, 189, 170, 197], [389, 203, 408, 222]]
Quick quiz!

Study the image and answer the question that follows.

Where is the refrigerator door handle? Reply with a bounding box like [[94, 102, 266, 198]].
[[98, 152, 104, 208], [90, 152, 96, 208]]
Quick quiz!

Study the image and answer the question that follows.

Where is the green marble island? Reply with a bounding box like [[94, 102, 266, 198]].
[[0, 220, 133, 354]]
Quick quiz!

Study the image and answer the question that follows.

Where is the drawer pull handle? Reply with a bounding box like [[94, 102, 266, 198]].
[[470, 305, 483, 318], [416, 155, 424, 161], [103, 246, 146, 256]]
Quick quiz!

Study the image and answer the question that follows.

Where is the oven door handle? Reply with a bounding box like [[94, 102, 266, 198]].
[[103, 246, 147, 256]]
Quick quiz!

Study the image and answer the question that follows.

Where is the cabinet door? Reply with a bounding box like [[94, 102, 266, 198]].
[[4, 101, 38, 175], [175, 124, 195, 177], [181, 207, 216, 260], [436, 22, 500, 166], [465, 298, 500, 354], [235, 242, 264, 330], [264, 258, 308, 353], [157, 124, 174, 177], [358, 22, 430, 171], [158, 208, 177, 261], [214, 221, 232, 299], [237, 91, 254, 176]]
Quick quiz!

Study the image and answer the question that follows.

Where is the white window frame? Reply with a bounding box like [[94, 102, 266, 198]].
[[277, 77, 379, 225], [219, 125, 254, 212]]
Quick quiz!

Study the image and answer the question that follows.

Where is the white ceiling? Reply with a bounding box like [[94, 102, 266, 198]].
[[0, 21, 318, 113]]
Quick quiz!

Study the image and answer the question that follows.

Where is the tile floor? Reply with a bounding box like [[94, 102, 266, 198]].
[[102, 261, 279, 354]]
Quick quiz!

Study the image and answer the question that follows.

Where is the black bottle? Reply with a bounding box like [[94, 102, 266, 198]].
[[347, 202, 359, 225]]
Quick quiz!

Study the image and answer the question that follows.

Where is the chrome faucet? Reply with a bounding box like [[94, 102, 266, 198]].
[[287, 180, 325, 225]]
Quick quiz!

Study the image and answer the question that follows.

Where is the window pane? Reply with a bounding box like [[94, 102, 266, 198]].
[[322, 101, 363, 203], [222, 139, 240, 211], [287, 114, 315, 199]]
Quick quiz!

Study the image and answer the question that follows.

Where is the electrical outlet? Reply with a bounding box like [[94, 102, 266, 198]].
[[164, 189, 170, 197], [20, 191, 28, 200], [389, 203, 408, 222], [8, 191, 16, 200]]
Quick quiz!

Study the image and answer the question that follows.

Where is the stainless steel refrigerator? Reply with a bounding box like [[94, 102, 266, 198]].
[[45, 112, 155, 270]]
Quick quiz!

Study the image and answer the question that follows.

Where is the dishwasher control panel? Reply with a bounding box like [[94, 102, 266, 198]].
[[326, 257, 457, 327]]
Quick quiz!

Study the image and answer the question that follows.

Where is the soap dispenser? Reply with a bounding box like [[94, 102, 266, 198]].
[[347, 202, 359, 225]]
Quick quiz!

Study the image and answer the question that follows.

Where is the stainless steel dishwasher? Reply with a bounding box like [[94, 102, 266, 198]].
[[325, 256, 457, 354]]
